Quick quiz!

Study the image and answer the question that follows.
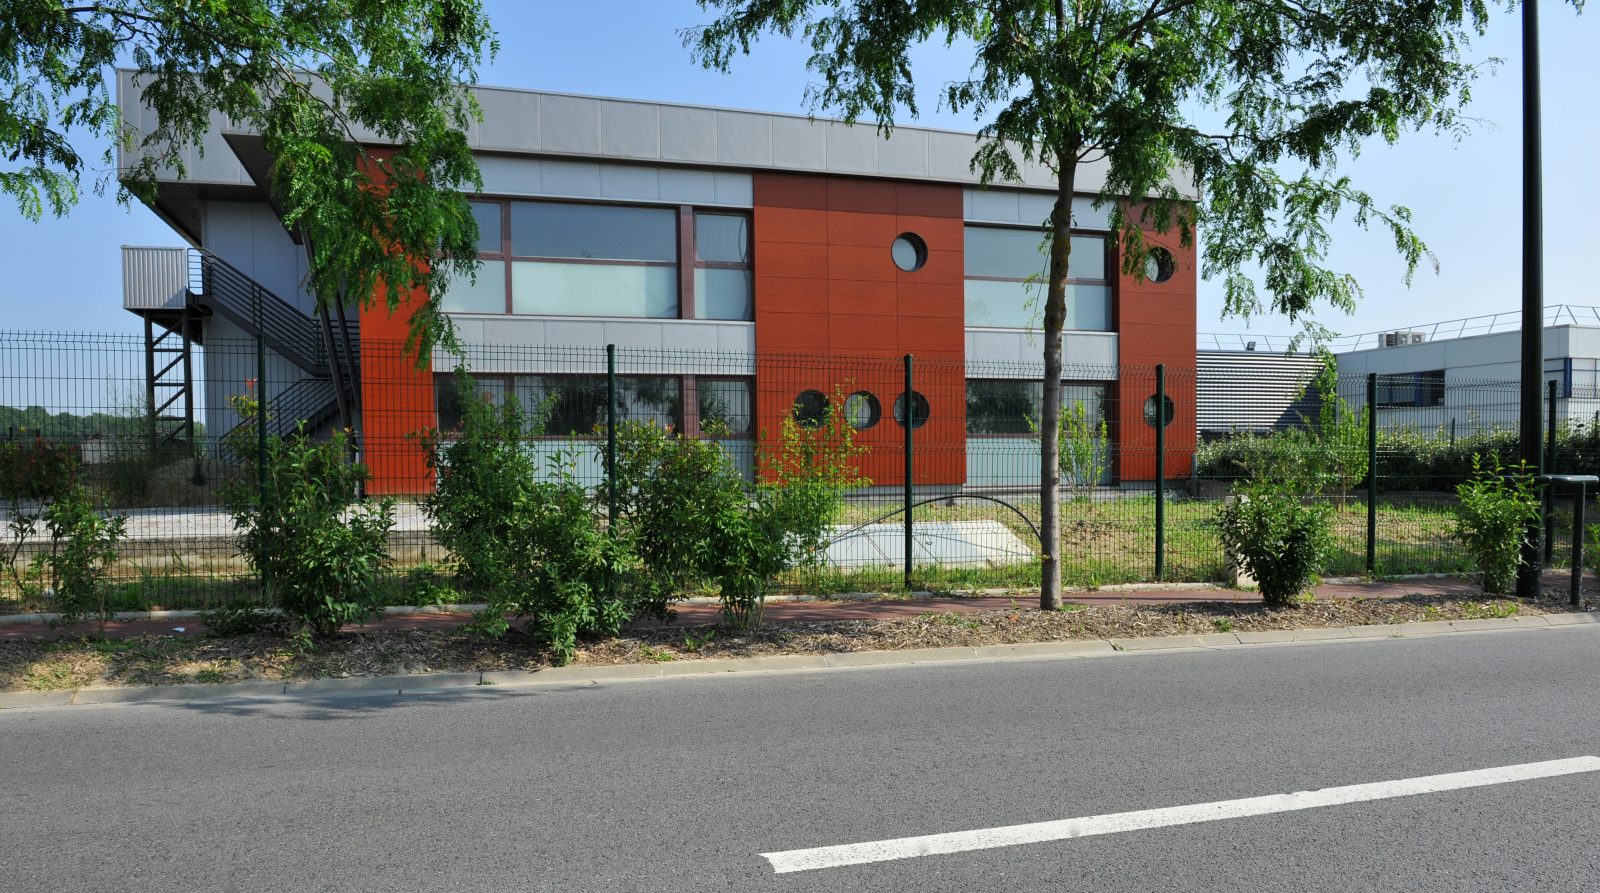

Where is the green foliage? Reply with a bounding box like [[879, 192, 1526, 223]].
[[35, 484, 127, 628], [1198, 358, 1367, 493], [2, 0, 496, 353], [1451, 456, 1539, 595], [1026, 399, 1109, 500], [0, 436, 80, 502], [198, 605, 287, 638], [225, 395, 394, 639], [422, 376, 631, 665], [1217, 481, 1333, 605]]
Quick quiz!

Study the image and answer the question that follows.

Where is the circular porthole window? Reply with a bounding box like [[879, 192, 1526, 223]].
[[1144, 247, 1176, 284], [892, 391, 930, 429], [891, 233, 928, 272], [792, 390, 828, 429], [1143, 394, 1175, 429], [844, 391, 881, 430]]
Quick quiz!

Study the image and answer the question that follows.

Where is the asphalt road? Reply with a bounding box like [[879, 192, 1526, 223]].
[[5, 628, 1600, 892]]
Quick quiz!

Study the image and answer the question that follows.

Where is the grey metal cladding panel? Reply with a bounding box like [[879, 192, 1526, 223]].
[[712, 172, 753, 207], [660, 105, 718, 162], [540, 94, 602, 155], [478, 155, 542, 195], [540, 160, 603, 196], [600, 101, 661, 158], [476, 89, 542, 150], [967, 189, 1021, 224], [600, 164, 661, 201], [715, 111, 773, 166], [659, 168, 719, 204], [965, 329, 1118, 377], [927, 130, 979, 181], [824, 123, 880, 174], [877, 128, 928, 176], [770, 116, 827, 170]]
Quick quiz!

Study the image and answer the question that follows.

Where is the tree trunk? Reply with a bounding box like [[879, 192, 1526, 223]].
[[1040, 153, 1078, 610]]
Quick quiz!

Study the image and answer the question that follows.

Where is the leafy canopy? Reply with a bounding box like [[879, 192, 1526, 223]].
[[1, 0, 497, 353], [689, 0, 1567, 335]]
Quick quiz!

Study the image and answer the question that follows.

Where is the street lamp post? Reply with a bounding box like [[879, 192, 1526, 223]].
[[1517, 0, 1545, 599]]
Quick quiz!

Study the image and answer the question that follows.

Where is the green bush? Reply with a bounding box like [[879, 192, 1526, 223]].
[[0, 436, 79, 502], [1216, 481, 1333, 605], [36, 484, 127, 628], [1451, 455, 1539, 595], [422, 375, 633, 664], [226, 394, 394, 639]]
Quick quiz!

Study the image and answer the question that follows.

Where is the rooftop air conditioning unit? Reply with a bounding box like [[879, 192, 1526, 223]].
[[1382, 330, 1427, 348]]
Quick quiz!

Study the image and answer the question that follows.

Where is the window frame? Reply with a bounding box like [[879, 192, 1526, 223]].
[[689, 209, 755, 321], [964, 377, 1111, 437], [434, 371, 759, 440]]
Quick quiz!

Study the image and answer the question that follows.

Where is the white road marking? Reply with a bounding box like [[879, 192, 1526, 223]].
[[762, 756, 1600, 874]]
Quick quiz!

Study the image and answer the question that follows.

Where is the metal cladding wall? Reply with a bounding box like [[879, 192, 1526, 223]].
[[1114, 222, 1199, 481], [752, 172, 967, 487]]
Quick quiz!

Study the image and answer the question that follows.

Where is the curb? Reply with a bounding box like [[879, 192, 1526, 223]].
[[4, 612, 1596, 711]]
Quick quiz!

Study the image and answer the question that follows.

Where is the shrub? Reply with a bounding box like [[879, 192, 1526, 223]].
[[0, 436, 79, 503], [1451, 455, 1539, 595], [1216, 481, 1333, 605], [422, 374, 632, 664], [36, 484, 127, 628], [226, 394, 394, 639], [1026, 398, 1110, 501]]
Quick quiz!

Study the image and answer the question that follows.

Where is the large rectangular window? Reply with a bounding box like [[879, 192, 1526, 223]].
[[434, 373, 681, 436], [696, 377, 754, 435], [441, 199, 681, 318], [966, 380, 1108, 434], [1376, 370, 1445, 408], [964, 227, 1110, 331]]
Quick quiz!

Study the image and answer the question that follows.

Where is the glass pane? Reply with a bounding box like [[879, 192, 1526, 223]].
[[440, 259, 505, 313], [698, 379, 752, 435], [435, 374, 505, 431], [470, 202, 502, 254], [964, 227, 1106, 281], [1069, 235, 1107, 280], [512, 376, 681, 436], [695, 213, 749, 263], [965, 380, 1039, 434], [965, 226, 1047, 280], [510, 201, 677, 261], [694, 267, 752, 320], [512, 261, 678, 318], [964, 279, 1038, 328], [1066, 284, 1113, 331]]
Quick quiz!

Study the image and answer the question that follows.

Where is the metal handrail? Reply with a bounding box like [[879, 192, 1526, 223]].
[[1200, 304, 1600, 353], [187, 249, 329, 373]]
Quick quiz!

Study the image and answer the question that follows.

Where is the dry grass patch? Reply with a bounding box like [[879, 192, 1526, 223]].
[[0, 592, 1583, 692]]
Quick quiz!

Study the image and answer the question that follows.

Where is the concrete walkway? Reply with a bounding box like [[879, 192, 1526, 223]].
[[0, 573, 1569, 642]]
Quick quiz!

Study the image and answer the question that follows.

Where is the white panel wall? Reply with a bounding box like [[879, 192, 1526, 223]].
[[199, 316, 314, 435], [965, 330, 1118, 379], [448, 316, 756, 374], [200, 201, 317, 314], [963, 189, 1114, 231]]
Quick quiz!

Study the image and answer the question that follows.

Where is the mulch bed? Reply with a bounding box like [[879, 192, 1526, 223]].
[[0, 591, 1588, 692]]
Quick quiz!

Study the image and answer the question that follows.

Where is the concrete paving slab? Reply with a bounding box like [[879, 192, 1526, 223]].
[[823, 647, 979, 668], [1379, 620, 1458, 636], [1449, 617, 1546, 632], [1343, 624, 1410, 639], [1542, 612, 1600, 626], [396, 672, 486, 691], [284, 676, 407, 696], [971, 641, 1117, 660], [1110, 636, 1216, 652]]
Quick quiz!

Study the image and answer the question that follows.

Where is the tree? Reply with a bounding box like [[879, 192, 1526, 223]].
[[1, 0, 496, 354], [688, 0, 1557, 608]]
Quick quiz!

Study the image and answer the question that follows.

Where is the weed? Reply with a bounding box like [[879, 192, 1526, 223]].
[[1212, 617, 1235, 632], [1462, 600, 1519, 620], [638, 644, 676, 662], [681, 629, 716, 653]]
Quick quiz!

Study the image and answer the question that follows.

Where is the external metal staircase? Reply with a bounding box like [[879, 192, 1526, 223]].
[[122, 246, 357, 447]]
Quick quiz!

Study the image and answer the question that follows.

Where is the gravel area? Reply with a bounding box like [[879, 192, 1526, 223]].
[[0, 591, 1585, 692]]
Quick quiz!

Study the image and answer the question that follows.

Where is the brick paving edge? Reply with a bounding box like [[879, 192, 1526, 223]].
[[4, 613, 1597, 711]]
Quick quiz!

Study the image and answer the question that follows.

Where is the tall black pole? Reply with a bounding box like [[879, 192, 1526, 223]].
[[903, 353, 914, 592], [1517, 0, 1545, 599]]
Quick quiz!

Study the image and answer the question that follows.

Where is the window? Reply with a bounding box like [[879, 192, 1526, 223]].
[[965, 380, 1108, 434], [845, 391, 882, 430], [892, 233, 927, 272], [693, 212, 753, 320], [441, 200, 680, 318], [892, 391, 930, 429], [1376, 370, 1446, 408], [697, 378, 753, 435], [963, 227, 1111, 330], [434, 373, 681, 436], [793, 390, 828, 428]]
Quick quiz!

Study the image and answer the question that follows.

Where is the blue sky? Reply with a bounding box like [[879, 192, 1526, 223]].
[[6, 0, 1595, 341]]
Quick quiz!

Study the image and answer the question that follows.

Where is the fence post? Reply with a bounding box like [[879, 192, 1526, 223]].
[[256, 332, 269, 599], [606, 344, 618, 528], [1546, 378, 1558, 565], [903, 353, 914, 592], [1571, 481, 1587, 607], [1155, 363, 1165, 582], [1366, 373, 1378, 575]]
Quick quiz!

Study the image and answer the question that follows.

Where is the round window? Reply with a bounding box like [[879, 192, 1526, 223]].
[[792, 390, 828, 429], [892, 391, 930, 429], [844, 391, 881, 430], [1143, 394, 1175, 429], [891, 233, 928, 273], [1144, 247, 1176, 284]]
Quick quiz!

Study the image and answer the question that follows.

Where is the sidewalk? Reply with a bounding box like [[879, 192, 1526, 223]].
[[0, 573, 1561, 642]]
